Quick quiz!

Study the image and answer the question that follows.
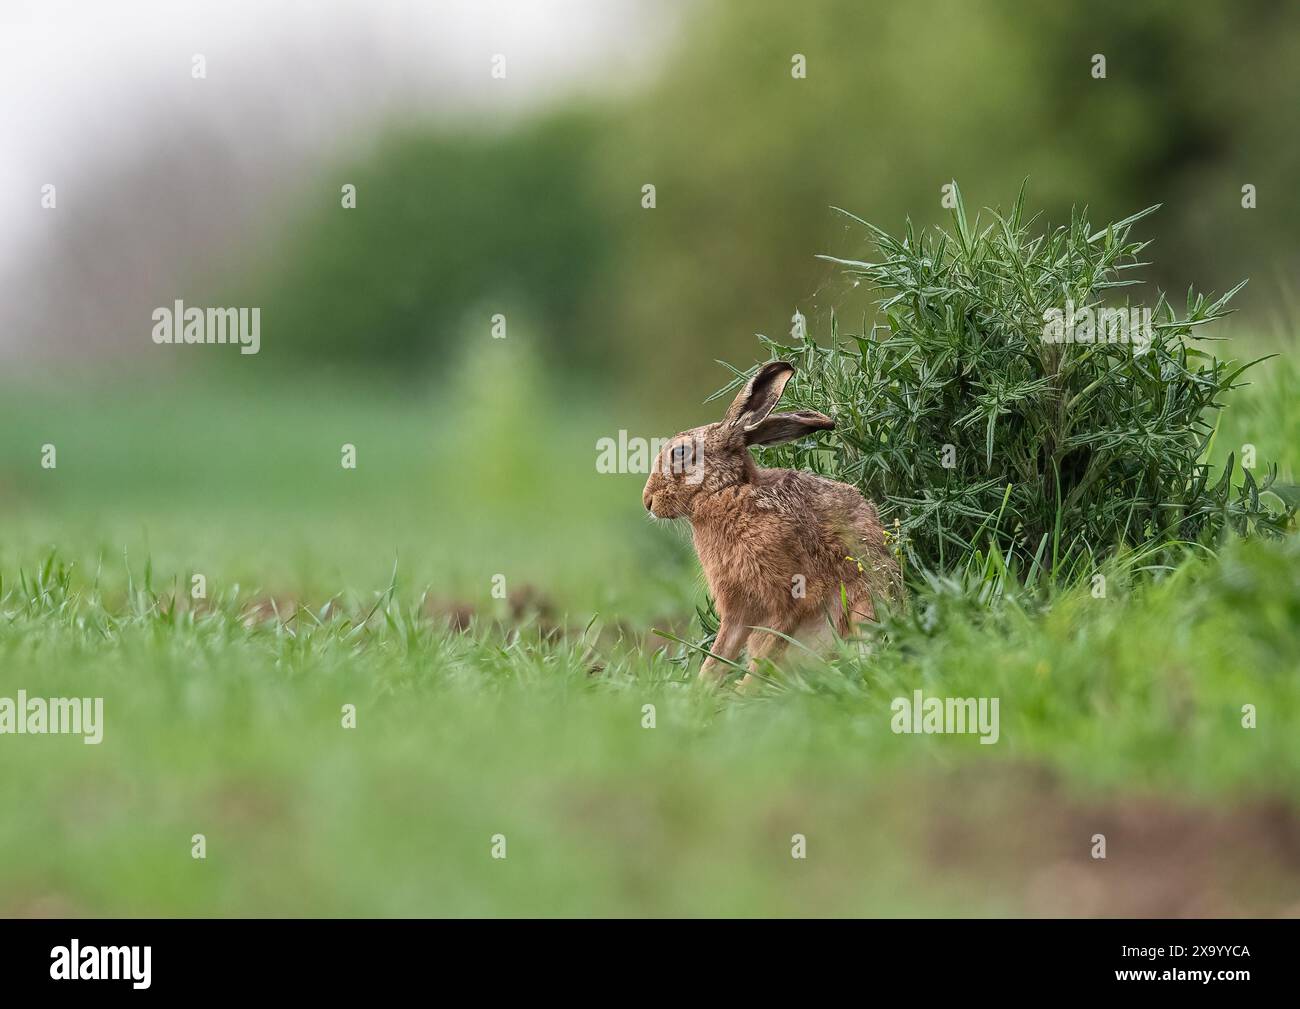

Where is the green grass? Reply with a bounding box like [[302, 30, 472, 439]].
[[1, 535, 1297, 916], [0, 348, 692, 623], [0, 342, 1297, 916]]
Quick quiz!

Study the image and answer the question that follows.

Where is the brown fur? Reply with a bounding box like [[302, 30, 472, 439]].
[[642, 361, 900, 686]]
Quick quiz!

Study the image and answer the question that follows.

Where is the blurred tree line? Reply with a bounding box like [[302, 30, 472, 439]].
[[245, 0, 1300, 402]]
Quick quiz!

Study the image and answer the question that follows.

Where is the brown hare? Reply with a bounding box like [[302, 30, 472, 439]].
[[642, 361, 900, 688]]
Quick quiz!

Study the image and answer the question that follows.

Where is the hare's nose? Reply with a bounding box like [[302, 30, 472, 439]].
[[642, 487, 654, 511]]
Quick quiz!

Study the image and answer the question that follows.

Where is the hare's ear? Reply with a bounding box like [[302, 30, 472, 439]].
[[745, 409, 835, 446], [724, 361, 795, 431]]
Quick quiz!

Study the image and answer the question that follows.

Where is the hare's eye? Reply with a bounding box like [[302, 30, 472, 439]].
[[670, 443, 693, 474]]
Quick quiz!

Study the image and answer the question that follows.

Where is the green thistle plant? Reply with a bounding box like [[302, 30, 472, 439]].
[[722, 183, 1295, 587]]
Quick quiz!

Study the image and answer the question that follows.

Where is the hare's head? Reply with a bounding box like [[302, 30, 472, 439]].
[[641, 361, 834, 519]]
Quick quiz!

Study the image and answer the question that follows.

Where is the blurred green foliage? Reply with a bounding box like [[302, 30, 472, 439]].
[[246, 112, 613, 374], [239, 0, 1300, 398]]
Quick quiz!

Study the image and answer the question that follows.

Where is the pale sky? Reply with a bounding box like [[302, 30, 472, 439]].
[[0, 0, 674, 352]]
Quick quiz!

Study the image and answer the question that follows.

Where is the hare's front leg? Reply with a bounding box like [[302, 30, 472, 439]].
[[698, 619, 747, 685], [737, 621, 794, 692]]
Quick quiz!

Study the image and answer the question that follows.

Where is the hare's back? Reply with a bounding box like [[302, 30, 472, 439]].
[[757, 469, 881, 535]]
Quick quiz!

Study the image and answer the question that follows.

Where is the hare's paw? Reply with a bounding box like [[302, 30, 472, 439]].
[[697, 662, 729, 688]]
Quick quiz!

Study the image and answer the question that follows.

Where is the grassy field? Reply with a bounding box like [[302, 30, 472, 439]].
[[1, 340, 1297, 917]]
